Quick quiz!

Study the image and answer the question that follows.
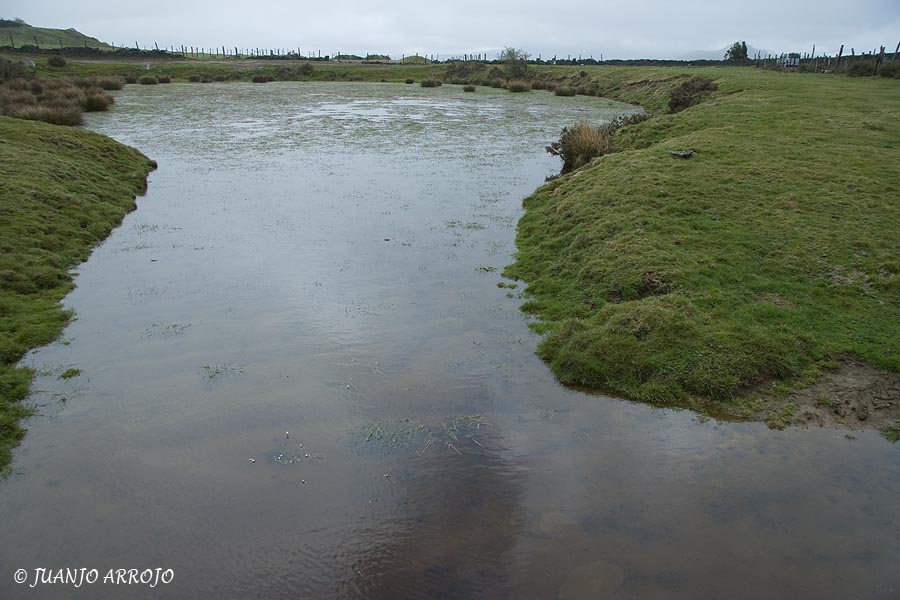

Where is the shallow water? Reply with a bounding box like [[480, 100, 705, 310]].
[[1, 82, 899, 599]]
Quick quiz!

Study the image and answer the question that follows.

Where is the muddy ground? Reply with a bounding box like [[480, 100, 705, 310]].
[[752, 359, 900, 437]]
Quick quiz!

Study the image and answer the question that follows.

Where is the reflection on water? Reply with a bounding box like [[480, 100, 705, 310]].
[[1, 82, 898, 599]]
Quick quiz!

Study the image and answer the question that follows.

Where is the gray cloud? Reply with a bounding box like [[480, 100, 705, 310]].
[[5, 0, 899, 59]]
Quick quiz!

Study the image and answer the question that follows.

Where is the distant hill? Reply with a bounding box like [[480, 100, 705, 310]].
[[681, 44, 771, 61], [0, 18, 112, 50]]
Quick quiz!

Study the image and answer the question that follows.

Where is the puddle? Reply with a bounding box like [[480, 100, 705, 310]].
[[1, 82, 898, 599]]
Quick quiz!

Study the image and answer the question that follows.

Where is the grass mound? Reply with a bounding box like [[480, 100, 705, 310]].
[[506, 67, 900, 413], [0, 117, 156, 471]]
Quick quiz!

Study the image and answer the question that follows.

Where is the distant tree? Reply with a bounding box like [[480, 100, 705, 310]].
[[725, 41, 748, 62], [499, 47, 529, 79]]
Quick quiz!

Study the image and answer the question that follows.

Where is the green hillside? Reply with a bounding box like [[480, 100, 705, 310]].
[[0, 18, 111, 50]]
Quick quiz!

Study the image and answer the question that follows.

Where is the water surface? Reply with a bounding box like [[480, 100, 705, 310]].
[[1, 82, 898, 599]]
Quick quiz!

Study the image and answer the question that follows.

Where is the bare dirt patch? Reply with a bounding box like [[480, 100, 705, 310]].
[[751, 359, 900, 438]]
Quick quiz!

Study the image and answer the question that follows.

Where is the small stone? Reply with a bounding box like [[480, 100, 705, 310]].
[[249, 458, 256, 463]]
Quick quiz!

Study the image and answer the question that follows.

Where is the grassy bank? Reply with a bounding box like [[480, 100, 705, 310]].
[[504, 66, 900, 429], [0, 117, 155, 471]]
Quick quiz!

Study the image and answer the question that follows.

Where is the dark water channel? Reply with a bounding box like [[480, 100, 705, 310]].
[[1, 82, 898, 599]]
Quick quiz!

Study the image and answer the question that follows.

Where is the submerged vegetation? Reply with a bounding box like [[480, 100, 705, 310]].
[[0, 116, 156, 471]]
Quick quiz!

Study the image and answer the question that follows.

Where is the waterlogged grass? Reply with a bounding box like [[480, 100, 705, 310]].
[[353, 414, 490, 455], [0, 116, 156, 471], [505, 67, 900, 413]]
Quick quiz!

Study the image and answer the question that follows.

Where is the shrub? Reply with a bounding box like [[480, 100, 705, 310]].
[[5, 78, 29, 91], [0, 76, 119, 126], [214, 75, 226, 82], [463, 85, 475, 92], [420, 79, 441, 87], [880, 62, 900, 78], [0, 88, 36, 109], [80, 91, 114, 112], [530, 80, 545, 90], [251, 74, 268, 83], [547, 121, 617, 172], [489, 78, 504, 88], [0, 57, 28, 82], [445, 61, 486, 82], [405, 78, 414, 84], [138, 76, 158, 85], [847, 62, 874, 77], [555, 86, 576, 97], [156, 76, 171, 84], [668, 76, 717, 113], [507, 80, 531, 92], [91, 76, 124, 90], [12, 104, 83, 126], [545, 115, 647, 174], [188, 75, 201, 82], [47, 55, 66, 68], [124, 75, 138, 84]]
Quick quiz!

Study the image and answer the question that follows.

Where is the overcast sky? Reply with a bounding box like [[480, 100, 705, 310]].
[[5, 0, 899, 59]]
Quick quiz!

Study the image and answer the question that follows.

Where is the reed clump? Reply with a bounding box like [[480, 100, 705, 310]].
[[506, 80, 531, 92], [0, 76, 116, 127], [546, 114, 645, 173]]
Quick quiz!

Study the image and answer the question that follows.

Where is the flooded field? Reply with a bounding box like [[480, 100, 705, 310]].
[[1, 82, 898, 599]]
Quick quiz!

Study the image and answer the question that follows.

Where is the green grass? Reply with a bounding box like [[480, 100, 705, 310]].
[[504, 66, 900, 410], [6, 54, 447, 85], [0, 22, 111, 50], [0, 116, 155, 471]]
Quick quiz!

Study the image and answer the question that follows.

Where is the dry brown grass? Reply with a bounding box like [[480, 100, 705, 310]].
[[506, 80, 531, 92], [546, 121, 617, 172], [0, 76, 114, 126]]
